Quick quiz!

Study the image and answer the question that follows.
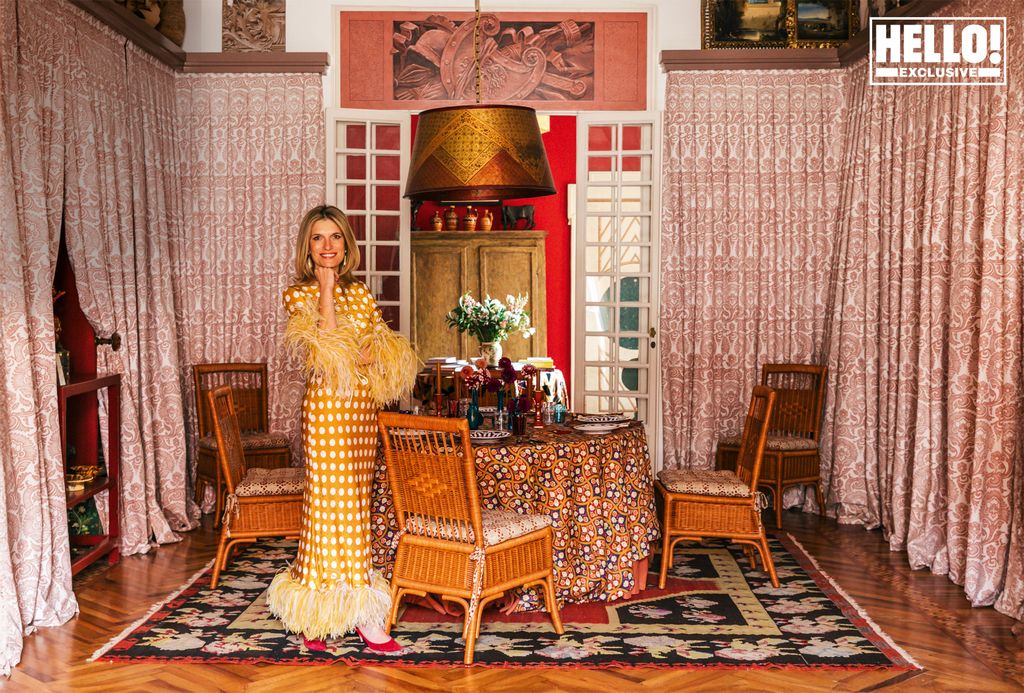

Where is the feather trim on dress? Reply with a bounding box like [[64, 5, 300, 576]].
[[360, 322, 420, 406], [284, 296, 363, 397], [266, 569, 392, 640]]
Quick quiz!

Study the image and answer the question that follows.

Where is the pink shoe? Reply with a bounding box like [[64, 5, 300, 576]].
[[355, 627, 403, 653], [302, 635, 327, 651]]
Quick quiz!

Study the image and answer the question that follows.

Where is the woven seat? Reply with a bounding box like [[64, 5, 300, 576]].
[[379, 413, 564, 665], [199, 432, 291, 451], [235, 466, 304, 497], [715, 364, 828, 526], [658, 469, 750, 497], [407, 508, 551, 547], [657, 386, 779, 590], [193, 363, 291, 523], [206, 386, 302, 589], [717, 434, 818, 452]]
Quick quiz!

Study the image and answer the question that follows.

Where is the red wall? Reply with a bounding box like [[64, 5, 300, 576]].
[[410, 115, 576, 390], [54, 232, 100, 466]]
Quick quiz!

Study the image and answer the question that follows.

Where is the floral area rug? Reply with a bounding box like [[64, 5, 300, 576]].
[[91, 535, 918, 670]]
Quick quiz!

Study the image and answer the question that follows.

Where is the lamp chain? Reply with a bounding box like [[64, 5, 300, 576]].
[[473, 0, 482, 103]]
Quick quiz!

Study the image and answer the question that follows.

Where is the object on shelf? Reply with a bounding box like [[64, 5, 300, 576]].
[[463, 206, 477, 231], [479, 209, 493, 231], [444, 205, 458, 231], [502, 203, 536, 230], [430, 209, 443, 231]]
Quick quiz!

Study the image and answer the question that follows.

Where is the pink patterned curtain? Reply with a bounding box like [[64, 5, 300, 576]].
[[172, 73, 325, 493], [660, 70, 846, 470], [62, 10, 193, 555], [0, 0, 76, 675], [661, 0, 1024, 621], [823, 0, 1024, 618]]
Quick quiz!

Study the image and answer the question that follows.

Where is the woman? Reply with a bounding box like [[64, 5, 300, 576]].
[[267, 205, 419, 651]]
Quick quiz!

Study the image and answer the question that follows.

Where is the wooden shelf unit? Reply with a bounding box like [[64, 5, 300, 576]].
[[58, 373, 121, 575]]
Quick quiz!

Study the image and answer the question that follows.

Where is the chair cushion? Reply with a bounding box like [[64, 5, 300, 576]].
[[406, 509, 550, 547], [658, 469, 751, 497], [234, 466, 304, 497], [199, 432, 290, 451], [717, 434, 819, 452]]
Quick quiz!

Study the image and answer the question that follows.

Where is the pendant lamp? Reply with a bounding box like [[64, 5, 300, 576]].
[[404, 2, 556, 202]]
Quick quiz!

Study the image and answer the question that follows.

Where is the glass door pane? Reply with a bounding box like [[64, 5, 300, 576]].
[[328, 110, 410, 334], [574, 115, 661, 465]]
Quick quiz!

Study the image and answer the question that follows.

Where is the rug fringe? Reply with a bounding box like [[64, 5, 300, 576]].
[[88, 558, 215, 662], [783, 533, 922, 670]]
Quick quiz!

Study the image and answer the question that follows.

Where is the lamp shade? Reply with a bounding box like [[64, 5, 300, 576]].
[[405, 104, 556, 202]]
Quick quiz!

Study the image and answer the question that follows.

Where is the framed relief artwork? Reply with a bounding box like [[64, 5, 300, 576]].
[[702, 0, 859, 49], [338, 11, 648, 111]]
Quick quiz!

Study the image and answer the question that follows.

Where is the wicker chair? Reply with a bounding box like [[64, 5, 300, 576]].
[[378, 413, 563, 664], [656, 385, 778, 589], [193, 363, 291, 521], [207, 385, 303, 589], [715, 364, 828, 526]]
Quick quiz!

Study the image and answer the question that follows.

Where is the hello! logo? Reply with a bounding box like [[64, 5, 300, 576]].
[[870, 17, 1006, 86]]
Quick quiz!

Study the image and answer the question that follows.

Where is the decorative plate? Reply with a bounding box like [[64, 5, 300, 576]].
[[469, 429, 511, 441], [572, 422, 630, 435], [574, 413, 632, 424]]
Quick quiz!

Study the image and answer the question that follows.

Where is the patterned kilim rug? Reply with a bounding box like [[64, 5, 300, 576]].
[[91, 535, 918, 670]]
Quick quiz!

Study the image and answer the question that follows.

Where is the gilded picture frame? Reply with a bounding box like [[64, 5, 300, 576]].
[[702, 0, 860, 49]]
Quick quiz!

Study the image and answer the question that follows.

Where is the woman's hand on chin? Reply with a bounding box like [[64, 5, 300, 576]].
[[315, 266, 335, 292]]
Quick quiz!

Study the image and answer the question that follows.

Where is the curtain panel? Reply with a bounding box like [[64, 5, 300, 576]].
[[660, 70, 847, 470], [0, 0, 77, 676], [172, 73, 325, 497], [822, 0, 1023, 618], [62, 9, 193, 554], [661, 0, 1024, 620]]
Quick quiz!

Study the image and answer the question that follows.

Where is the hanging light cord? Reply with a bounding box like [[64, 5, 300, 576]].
[[473, 0, 482, 103]]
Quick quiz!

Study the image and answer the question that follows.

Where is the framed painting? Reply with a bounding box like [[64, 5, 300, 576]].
[[702, 0, 859, 49], [338, 11, 648, 111], [792, 1, 859, 46], [702, 0, 790, 48]]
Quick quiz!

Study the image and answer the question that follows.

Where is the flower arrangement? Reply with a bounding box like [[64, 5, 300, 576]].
[[445, 293, 536, 343], [459, 359, 502, 392]]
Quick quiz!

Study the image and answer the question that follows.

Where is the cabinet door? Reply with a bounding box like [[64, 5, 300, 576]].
[[479, 242, 547, 362], [411, 245, 469, 360]]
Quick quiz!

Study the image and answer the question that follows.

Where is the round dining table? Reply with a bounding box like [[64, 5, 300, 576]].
[[369, 420, 660, 611]]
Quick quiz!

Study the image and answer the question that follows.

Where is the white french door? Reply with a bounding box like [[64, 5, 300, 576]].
[[573, 113, 662, 466], [326, 109, 411, 335]]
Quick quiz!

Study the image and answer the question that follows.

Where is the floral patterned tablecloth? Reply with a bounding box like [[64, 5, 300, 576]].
[[370, 423, 660, 611]]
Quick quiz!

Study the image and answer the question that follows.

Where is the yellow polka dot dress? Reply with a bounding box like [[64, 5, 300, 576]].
[[267, 281, 418, 640]]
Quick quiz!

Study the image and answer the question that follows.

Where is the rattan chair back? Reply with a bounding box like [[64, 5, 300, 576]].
[[207, 385, 247, 494], [194, 362, 270, 437], [378, 413, 484, 546], [761, 364, 827, 440], [733, 385, 776, 492]]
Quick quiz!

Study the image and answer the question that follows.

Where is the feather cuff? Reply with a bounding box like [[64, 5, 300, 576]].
[[360, 323, 421, 406], [284, 297, 362, 396]]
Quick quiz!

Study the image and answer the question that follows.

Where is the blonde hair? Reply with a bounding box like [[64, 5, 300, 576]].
[[293, 205, 361, 285]]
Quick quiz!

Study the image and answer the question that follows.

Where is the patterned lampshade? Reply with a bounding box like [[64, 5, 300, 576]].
[[405, 104, 556, 202]]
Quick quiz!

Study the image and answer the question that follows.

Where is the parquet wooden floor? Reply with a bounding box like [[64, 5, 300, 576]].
[[2, 513, 1022, 692]]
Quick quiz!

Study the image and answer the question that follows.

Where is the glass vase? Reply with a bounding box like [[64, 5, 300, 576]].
[[466, 389, 484, 430]]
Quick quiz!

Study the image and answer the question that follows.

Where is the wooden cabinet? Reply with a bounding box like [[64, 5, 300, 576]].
[[59, 374, 121, 575], [410, 231, 548, 363]]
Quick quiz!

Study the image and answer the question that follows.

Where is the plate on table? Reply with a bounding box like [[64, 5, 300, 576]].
[[469, 429, 511, 441], [574, 413, 632, 424], [572, 422, 630, 435]]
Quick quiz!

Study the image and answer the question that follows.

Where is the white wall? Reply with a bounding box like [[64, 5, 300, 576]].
[[182, 0, 702, 111]]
